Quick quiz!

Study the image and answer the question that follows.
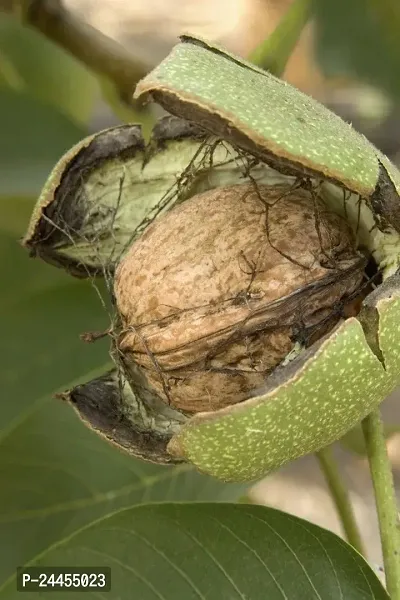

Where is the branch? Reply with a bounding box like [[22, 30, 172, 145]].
[[15, 0, 147, 104]]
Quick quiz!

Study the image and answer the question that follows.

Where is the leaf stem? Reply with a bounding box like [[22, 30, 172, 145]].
[[362, 409, 400, 599], [316, 445, 366, 556], [249, 0, 312, 77]]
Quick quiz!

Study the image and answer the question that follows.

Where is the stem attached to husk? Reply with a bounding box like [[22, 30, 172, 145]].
[[249, 0, 312, 77], [362, 409, 400, 599], [316, 445, 366, 556]]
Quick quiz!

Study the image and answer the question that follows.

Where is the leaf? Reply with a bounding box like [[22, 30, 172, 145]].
[[0, 87, 86, 197], [0, 13, 98, 124], [0, 196, 36, 237], [0, 225, 246, 587], [2, 504, 389, 599], [0, 232, 69, 310], [313, 0, 400, 102], [0, 48, 25, 91], [0, 392, 245, 588]]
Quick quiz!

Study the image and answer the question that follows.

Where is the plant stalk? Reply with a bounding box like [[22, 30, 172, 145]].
[[362, 409, 400, 599], [15, 0, 147, 103], [316, 445, 366, 556], [249, 0, 312, 77]]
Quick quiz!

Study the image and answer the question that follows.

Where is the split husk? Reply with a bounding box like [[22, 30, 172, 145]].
[[23, 36, 400, 481]]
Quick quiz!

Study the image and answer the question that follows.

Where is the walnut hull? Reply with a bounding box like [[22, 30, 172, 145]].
[[114, 183, 366, 413]]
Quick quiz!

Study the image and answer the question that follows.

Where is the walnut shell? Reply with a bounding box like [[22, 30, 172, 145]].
[[114, 183, 366, 413]]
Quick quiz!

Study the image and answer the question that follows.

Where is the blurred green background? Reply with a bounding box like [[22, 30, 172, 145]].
[[1, 0, 400, 591]]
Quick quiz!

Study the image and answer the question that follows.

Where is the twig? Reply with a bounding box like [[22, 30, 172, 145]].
[[15, 0, 147, 104]]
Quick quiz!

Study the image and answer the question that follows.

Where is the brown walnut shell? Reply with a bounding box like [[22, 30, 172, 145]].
[[114, 183, 366, 413]]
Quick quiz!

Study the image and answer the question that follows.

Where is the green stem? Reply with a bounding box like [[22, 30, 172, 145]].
[[249, 0, 312, 77], [316, 445, 366, 556], [362, 409, 400, 599]]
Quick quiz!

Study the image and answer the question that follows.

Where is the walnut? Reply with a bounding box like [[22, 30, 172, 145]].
[[114, 182, 366, 413]]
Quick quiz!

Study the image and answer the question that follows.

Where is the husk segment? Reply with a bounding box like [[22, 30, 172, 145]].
[[167, 275, 400, 481], [23, 118, 205, 276], [135, 36, 400, 226], [64, 369, 185, 464], [23, 116, 295, 277]]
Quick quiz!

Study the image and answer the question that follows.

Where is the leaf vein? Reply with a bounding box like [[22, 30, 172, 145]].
[[242, 509, 323, 600], [81, 545, 168, 600], [109, 525, 207, 600], [209, 515, 288, 599]]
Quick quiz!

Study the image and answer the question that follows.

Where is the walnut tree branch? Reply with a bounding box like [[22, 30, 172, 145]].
[[15, 0, 148, 105]]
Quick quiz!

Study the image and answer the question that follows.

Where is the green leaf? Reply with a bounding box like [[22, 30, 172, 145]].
[[0, 13, 98, 124], [0, 87, 86, 196], [0, 48, 25, 91], [0, 226, 246, 587], [2, 504, 389, 599], [0, 394, 245, 588], [0, 232, 69, 309], [0, 196, 35, 237], [313, 0, 400, 102]]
